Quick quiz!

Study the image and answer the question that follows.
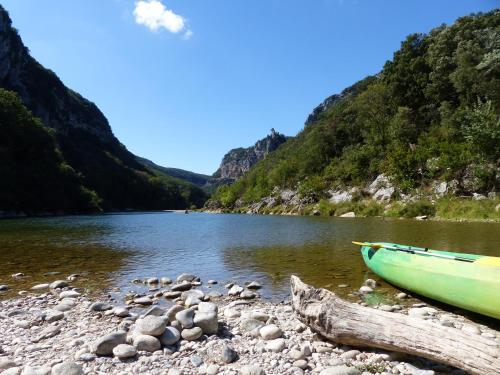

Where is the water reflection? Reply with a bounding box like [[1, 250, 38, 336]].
[[0, 216, 131, 297], [0, 213, 498, 301]]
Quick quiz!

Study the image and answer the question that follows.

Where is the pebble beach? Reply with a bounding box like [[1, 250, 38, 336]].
[[0, 273, 498, 375]]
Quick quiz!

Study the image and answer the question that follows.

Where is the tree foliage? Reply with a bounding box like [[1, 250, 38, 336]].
[[212, 10, 500, 207]]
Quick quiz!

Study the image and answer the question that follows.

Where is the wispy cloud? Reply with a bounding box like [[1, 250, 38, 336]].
[[134, 0, 190, 36]]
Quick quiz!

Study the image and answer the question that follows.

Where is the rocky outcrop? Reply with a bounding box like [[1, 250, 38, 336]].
[[305, 76, 377, 126], [213, 129, 288, 182], [0, 8, 115, 143]]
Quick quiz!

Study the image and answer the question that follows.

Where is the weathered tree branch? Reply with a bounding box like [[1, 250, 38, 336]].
[[290, 275, 499, 375]]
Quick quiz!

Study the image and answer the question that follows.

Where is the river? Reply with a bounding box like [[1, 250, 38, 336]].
[[1, 212, 499, 304]]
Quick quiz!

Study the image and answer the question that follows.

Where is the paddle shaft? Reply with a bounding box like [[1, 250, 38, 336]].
[[352, 242, 474, 263]]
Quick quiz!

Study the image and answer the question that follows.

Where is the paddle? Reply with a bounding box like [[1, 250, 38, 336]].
[[352, 241, 474, 263]]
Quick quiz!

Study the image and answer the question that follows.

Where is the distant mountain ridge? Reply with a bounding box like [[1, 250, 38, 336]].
[[0, 5, 206, 212], [136, 156, 212, 186]]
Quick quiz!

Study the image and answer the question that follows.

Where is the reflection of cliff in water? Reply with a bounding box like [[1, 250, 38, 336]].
[[0, 217, 132, 298]]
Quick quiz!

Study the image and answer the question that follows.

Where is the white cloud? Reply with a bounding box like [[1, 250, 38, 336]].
[[134, 0, 186, 33], [183, 30, 194, 40]]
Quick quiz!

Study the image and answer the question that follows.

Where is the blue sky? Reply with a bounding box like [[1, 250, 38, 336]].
[[2, 0, 498, 174]]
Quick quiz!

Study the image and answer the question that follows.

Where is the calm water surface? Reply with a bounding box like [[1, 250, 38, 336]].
[[0, 212, 499, 302]]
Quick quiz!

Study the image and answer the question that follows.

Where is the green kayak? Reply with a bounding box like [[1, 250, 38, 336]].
[[355, 242, 500, 319]]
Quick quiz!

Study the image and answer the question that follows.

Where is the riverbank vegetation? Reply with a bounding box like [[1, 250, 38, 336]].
[[209, 10, 499, 212], [226, 197, 500, 221], [0, 89, 207, 215]]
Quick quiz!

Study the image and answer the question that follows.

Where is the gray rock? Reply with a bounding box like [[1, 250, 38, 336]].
[[51, 362, 83, 375], [363, 279, 377, 288], [340, 350, 360, 360], [378, 304, 394, 312], [113, 344, 137, 359], [266, 338, 286, 352], [190, 355, 203, 367], [164, 291, 182, 299], [59, 290, 80, 299], [91, 331, 127, 355], [0, 285, 9, 291], [185, 295, 202, 307], [32, 325, 60, 342], [289, 348, 305, 360], [207, 280, 218, 285], [20, 367, 51, 375], [224, 308, 241, 319], [133, 296, 153, 305], [133, 334, 161, 352], [177, 273, 199, 282], [160, 277, 172, 284], [49, 280, 68, 289], [396, 292, 407, 299], [320, 366, 361, 375], [194, 310, 218, 335], [142, 305, 165, 317], [259, 324, 282, 340], [171, 282, 192, 292], [240, 290, 256, 299], [2, 368, 21, 375], [240, 318, 265, 333], [44, 309, 64, 323], [159, 326, 181, 345], [147, 277, 159, 284], [340, 212, 355, 218], [113, 307, 130, 318], [228, 285, 244, 296], [293, 360, 308, 370], [167, 305, 184, 321], [31, 284, 49, 291], [246, 281, 262, 290], [359, 286, 373, 294], [90, 302, 113, 312], [77, 353, 96, 362], [222, 345, 238, 363], [135, 315, 167, 336], [240, 365, 265, 375], [176, 308, 195, 328], [206, 364, 220, 375], [198, 302, 218, 314], [181, 327, 202, 341], [181, 289, 204, 300], [0, 359, 17, 371]]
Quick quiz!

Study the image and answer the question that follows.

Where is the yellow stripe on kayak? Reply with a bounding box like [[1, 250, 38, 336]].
[[474, 256, 500, 267]]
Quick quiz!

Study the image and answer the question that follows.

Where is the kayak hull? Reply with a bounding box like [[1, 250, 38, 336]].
[[360, 242, 500, 320]]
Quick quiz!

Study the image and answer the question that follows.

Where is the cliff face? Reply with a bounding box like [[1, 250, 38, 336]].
[[0, 6, 206, 210], [304, 76, 377, 126], [214, 129, 288, 182]]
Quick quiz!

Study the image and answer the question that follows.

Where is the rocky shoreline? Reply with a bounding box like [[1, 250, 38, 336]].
[[0, 274, 498, 375]]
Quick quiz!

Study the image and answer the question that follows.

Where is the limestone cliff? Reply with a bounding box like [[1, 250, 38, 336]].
[[213, 129, 288, 182]]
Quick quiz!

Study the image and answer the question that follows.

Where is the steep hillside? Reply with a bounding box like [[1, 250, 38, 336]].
[[209, 10, 500, 216], [0, 5, 206, 212], [136, 156, 212, 187], [0, 89, 100, 214], [213, 129, 288, 182]]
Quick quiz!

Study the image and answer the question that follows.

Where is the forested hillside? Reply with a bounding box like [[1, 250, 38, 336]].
[[0, 6, 207, 214], [210, 10, 499, 213]]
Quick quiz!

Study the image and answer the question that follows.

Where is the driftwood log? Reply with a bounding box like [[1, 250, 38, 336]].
[[290, 275, 500, 375]]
